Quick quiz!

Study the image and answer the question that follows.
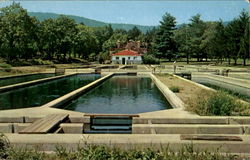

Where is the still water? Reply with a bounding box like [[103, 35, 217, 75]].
[[0, 73, 55, 87], [0, 74, 100, 110], [65, 76, 172, 114]]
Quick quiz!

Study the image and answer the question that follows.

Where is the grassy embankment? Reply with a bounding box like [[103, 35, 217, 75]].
[[156, 73, 250, 116], [0, 134, 239, 160]]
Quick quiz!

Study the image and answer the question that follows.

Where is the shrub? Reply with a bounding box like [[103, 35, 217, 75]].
[[188, 90, 244, 116], [9, 59, 32, 66], [0, 137, 238, 160], [142, 54, 160, 64], [31, 59, 54, 65], [169, 86, 180, 93], [6, 147, 45, 160], [98, 52, 110, 64], [206, 91, 237, 116], [0, 63, 12, 72], [0, 133, 10, 159]]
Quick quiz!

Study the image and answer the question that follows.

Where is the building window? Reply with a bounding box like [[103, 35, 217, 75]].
[[134, 57, 137, 60], [116, 57, 119, 60], [128, 57, 130, 60]]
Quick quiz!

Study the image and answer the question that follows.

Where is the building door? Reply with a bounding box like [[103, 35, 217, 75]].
[[122, 58, 126, 65]]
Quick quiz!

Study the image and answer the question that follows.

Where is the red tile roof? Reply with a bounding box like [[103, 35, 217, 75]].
[[112, 50, 141, 56]]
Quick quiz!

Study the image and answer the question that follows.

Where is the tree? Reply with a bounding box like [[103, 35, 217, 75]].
[[74, 25, 98, 59], [94, 24, 113, 54], [54, 15, 77, 60], [212, 20, 227, 63], [0, 3, 39, 61], [127, 26, 142, 40], [102, 32, 128, 51], [39, 18, 58, 60], [238, 9, 250, 66], [200, 22, 217, 62], [174, 24, 192, 64], [225, 19, 241, 65], [153, 13, 177, 61], [188, 14, 206, 62]]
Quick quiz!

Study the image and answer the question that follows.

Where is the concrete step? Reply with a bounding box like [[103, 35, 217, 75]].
[[0, 123, 31, 133], [132, 124, 250, 134], [133, 117, 229, 124]]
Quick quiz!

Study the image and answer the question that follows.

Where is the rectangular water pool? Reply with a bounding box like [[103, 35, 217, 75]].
[[0, 73, 56, 87], [64, 75, 172, 114], [0, 74, 100, 110]]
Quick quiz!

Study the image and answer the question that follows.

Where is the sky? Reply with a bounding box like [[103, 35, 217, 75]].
[[0, 1, 249, 26]]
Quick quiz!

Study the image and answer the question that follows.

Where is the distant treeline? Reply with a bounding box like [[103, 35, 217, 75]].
[[0, 3, 249, 65]]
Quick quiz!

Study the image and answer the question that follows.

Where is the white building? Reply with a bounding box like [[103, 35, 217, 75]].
[[112, 50, 142, 65]]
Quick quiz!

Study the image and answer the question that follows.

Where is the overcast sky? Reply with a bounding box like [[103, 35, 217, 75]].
[[0, 1, 249, 26]]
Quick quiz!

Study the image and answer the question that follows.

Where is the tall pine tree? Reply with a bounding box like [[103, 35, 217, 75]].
[[154, 13, 177, 61]]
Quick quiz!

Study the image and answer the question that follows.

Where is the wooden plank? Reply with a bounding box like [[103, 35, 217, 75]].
[[180, 135, 243, 141], [84, 114, 139, 118], [19, 114, 69, 134]]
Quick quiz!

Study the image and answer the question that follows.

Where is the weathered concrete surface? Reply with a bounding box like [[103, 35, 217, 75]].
[[192, 73, 250, 97], [139, 108, 198, 118], [13, 123, 31, 133], [4, 134, 250, 154], [0, 73, 76, 92], [0, 123, 12, 133], [60, 123, 83, 134], [173, 74, 214, 91], [0, 107, 84, 119], [150, 74, 185, 109], [133, 117, 228, 124], [229, 117, 250, 124], [132, 124, 244, 134], [0, 116, 24, 123]]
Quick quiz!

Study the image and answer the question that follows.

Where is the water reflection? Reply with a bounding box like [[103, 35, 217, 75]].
[[65, 76, 172, 114], [0, 74, 100, 110], [0, 73, 55, 87]]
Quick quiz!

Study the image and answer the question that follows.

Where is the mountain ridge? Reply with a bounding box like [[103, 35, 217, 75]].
[[28, 12, 155, 33]]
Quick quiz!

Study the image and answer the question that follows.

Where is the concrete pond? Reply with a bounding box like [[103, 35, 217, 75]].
[[0, 73, 56, 87], [0, 74, 101, 110], [64, 75, 172, 114], [0, 65, 249, 155]]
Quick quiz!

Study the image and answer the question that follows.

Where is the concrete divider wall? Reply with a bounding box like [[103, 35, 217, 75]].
[[150, 73, 185, 109], [192, 75, 250, 97], [4, 134, 250, 153], [0, 123, 12, 133], [133, 117, 229, 124], [132, 124, 245, 134], [60, 123, 83, 134], [0, 73, 42, 80], [41, 73, 114, 108], [0, 73, 77, 93]]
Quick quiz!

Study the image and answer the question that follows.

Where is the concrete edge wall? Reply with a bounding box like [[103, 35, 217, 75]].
[[1, 116, 250, 124], [192, 76, 250, 104], [0, 73, 42, 80], [173, 74, 215, 92], [0, 73, 77, 92], [41, 73, 114, 108], [133, 117, 229, 124], [150, 73, 185, 109], [4, 134, 250, 153], [193, 74, 250, 90]]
